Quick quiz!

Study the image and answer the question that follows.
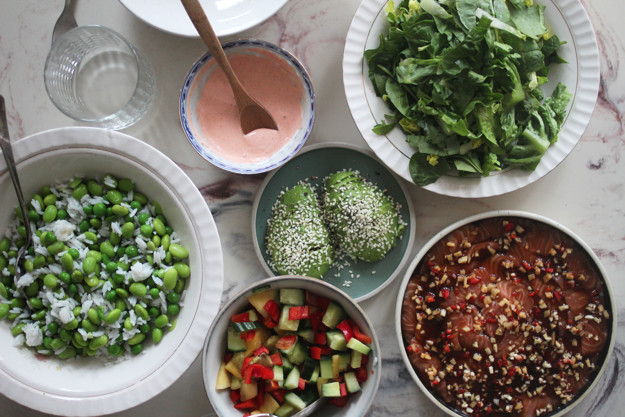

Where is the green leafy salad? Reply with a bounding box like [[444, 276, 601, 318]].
[[365, 0, 572, 186]]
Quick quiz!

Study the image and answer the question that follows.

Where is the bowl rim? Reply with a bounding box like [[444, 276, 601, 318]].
[[250, 141, 417, 302], [0, 126, 224, 416], [201, 274, 383, 417], [394, 209, 617, 417], [179, 38, 316, 174]]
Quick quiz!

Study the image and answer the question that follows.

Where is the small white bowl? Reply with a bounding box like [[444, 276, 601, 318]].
[[202, 275, 382, 417], [180, 39, 315, 174], [0, 127, 224, 416], [395, 210, 615, 417]]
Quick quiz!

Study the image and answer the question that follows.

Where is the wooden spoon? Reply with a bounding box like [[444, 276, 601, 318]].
[[181, 0, 278, 134]]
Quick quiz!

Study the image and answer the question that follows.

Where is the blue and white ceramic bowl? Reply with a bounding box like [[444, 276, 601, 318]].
[[179, 39, 315, 174]]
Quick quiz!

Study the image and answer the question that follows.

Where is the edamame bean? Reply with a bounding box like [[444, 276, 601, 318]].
[[118, 178, 134, 193], [47, 241, 65, 256], [106, 189, 123, 205], [169, 244, 189, 259], [161, 234, 170, 251], [152, 218, 166, 236], [81, 319, 97, 332], [115, 288, 129, 298], [89, 335, 108, 350], [154, 314, 169, 329], [87, 180, 103, 196], [174, 262, 191, 279], [63, 318, 78, 330], [61, 252, 74, 272], [134, 304, 149, 320], [87, 308, 101, 325], [105, 309, 122, 324], [72, 184, 88, 200], [84, 232, 98, 244], [131, 343, 143, 355], [0, 282, 7, 299], [29, 297, 43, 310], [140, 224, 153, 238], [127, 333, 145, 346], [152, 200, 163, 215], [152, 328, 163, 344], [121, 222, 134, 239], [108, 344, 123, 356], [129, 283, 147, 298], [163, 268, 178, 291], [43, 274, 58, 289], [110, 232, 121, 246], [50, 337, 65, 350], [43, 194, 57, 206], [43, 205, 57, 223], [0, 303, 10, 319], [112, 204, 129, 217], [82, 257, 97, 275], [100, 241, 115, 259], [58, 346, 76, 359]]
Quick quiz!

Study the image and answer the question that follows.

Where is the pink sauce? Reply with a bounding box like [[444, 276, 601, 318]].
[[194, 50, 305, 164]]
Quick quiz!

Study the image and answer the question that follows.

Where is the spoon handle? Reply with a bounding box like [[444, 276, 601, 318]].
[[0, 96, 31, 239], [180, 0, 253, 109]]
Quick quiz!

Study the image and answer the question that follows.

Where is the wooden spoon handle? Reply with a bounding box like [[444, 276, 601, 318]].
[[181, 0, 252, 107]]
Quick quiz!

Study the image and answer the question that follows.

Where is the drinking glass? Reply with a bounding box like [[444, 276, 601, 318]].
[[44, 25, 156, 130]]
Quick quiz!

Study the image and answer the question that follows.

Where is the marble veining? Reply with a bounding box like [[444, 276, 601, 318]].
[[0, 0, 624, 416]]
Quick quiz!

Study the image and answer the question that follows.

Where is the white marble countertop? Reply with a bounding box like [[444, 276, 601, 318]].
[[1, 0, 624, 416]]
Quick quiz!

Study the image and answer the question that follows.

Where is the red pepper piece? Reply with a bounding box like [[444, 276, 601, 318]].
[[229, 389, 241, 404], [272, 389, 287, 403], [306, 291, 330, 309], [336, 319, 354, 342], [275, 334, 297, 350], [253, 346, 269, 357], [241, 356, 253, 376], [355, 366, 368, 383], [314, 332, 327, 345], [261, 366, 274, 380], [328, 397, 349, 407], [241, 329, 256, 342], [289, 305, 310, 320], [265, 379, 280, 392], [310, 346, 332, 360], [231, 311, 251, 323], [298, 378, 306, 390], [270, 352, 283, 365], [309, 310, 323, 332], [263, 299, 280, 322], [234, 399, 257, 410], [339, 383, 347, 397], [263, 317, 277, 329], [351, 324, 372, 345]]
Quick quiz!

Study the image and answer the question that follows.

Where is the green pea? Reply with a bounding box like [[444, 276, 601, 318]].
[[127, 333, 145, 345], [71, 270, 84, 283], [130, 343, 143, 355], [154, 314, 169, 329], [108, 344, 124, 356], [112, 273, 124, 285], [140, 224, 153, 238], [105, 290, 118, 302], [59, 271, 71, 284], [57, 209, 68, 220], [130, 201, 142, 210], [82, 257, 97, 275], [161, 234, 170, 251], [106, 190, 123, 205], [46, 321, 59, 335], [148, 307, 160, 318], [105, 261, 117, 273], [149, 288, 160, 299], [134, 304, 149, 320], [117, 261, 129, 272], [67, 283, 78, 296], [79, 220, 89, 233], [41, 231, 57, 246], [163, 268, 178, 291], [105, 309, 122, 324], [174, 263, 191, 279], [166, 292, 179, 304], [125, 245, 138, 258], [58, 346, 77, 359], [169, 244, 189, 260], [153, 218, 166, 236], [137, 212, 150, 225], [87, 180, 103, 196], [43, 274, 58, 289], [47, 241, 65, 256], [121, 222, 135, 239], [139, 323, 150, 333], [118, 178, 134, 193], [61, 252, 74, 272], [89, 335, 108, 350], [115, 299, 126, 311], [83, 204, 94, 216], [72, 184, 88, 201], [0, 303, 10, 319], [167, 303, 181, 316], [112, 204, 129, 217], [63, 318, 79, 330], [43, 336, 53, 349], [32, 255, 45, 269]]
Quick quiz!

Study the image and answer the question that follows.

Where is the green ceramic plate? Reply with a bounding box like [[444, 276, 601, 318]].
[[252, 142, 416, 301]]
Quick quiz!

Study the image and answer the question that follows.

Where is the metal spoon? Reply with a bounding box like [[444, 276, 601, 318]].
[[180, 0, 279, 134], [51, 0, 77, 46], [0, 95, 32, 281]]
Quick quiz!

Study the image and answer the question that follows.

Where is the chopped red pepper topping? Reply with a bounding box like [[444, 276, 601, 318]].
[[270, 352, 283, 365], [310, 346, 332, 360], [305, 291, 330, 309], [233, 398, 257, 410], [229, 389, 240, 404], [241, 330, 256, 342], [231, 311, 251, 323], [350, 322, 372, 345], [328, 397, 348, 407], [288, 305, 310, 320], [253, 346, 269, 357], [314, 332, 327, 345], [263, 299, 280, 322], [275, 334, 297, 350], [272, 389, 287, 403], [336, 319, 354, 342]]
